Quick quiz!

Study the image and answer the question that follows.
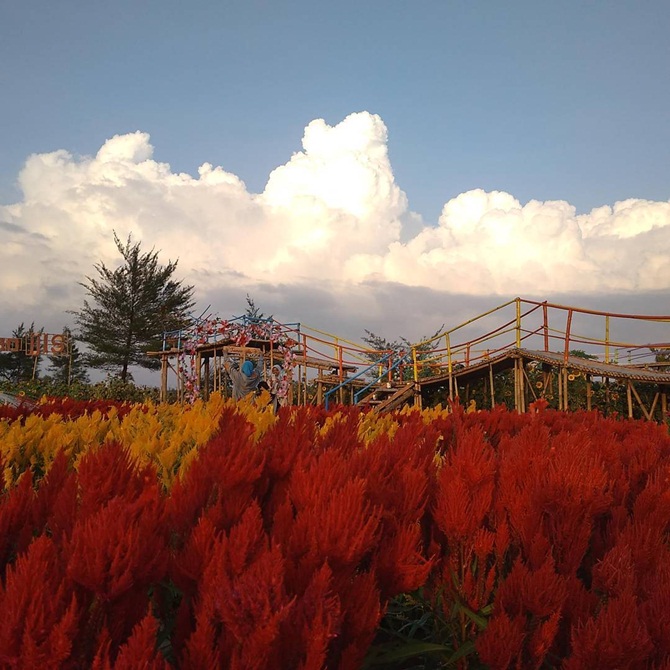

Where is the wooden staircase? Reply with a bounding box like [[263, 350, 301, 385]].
[[357, 382, 416, 413]]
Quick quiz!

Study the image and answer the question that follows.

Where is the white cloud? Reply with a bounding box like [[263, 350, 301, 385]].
[[1, 111, 669, 342]]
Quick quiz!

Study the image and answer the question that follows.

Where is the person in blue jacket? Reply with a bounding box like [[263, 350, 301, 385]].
[[223, 351, 264, 400]]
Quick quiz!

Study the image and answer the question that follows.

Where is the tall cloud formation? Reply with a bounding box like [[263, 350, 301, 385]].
[[1, 111, 669, 335]]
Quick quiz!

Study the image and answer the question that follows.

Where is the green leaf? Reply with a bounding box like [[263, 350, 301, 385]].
[[444, 640, 477, 665], [365, 640, 453, 666], [458, 603, 489, 630]]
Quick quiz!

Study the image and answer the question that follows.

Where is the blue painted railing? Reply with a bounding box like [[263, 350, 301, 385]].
[[353, 353, 413, 404], [324, 353, 394, 410]]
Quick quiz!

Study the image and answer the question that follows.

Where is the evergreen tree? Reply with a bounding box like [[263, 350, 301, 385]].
[[47, 327, 90, 385], [0, 323, 41, 383], [74, 233, 195, 382], [361, 327, 443, 381], [243, 294, 272, 322]]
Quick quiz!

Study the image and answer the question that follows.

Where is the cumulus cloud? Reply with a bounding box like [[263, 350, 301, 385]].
[[1, 111, 669, 341]]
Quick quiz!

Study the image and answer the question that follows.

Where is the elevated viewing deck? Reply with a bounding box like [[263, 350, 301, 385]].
[[152, 298, 669, 422]]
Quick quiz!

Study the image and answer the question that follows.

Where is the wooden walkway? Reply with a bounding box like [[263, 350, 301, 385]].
[[417, 347, 670, 420]]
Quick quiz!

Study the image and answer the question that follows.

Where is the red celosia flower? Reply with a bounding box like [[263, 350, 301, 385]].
[[167, 407, 264, 536], [475, 611, 526, 670], [496, 555, 567, 621], [287, 477, 381, 577], [591, 543, 637, 599], [92, 612, 168, 670], [373, 521, 433, 600], [334, 569, 382, 670], [0, 536, 79, 668], [184, 504, 294, 670], [0, 469, 36, 570], [433, 426, 496, 542], [564, 589, 654, 669], [66, 485, 167, 603], [77, 441, 158, 516], [278, 563, 341, 670]]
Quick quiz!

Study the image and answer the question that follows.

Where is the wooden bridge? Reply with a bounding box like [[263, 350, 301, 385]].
[[151, 298, 670, 422]]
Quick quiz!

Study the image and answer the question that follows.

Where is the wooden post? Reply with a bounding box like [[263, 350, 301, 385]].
[[627, 381, 633, 418], [446, 333, 454, 401], [489, 363, 495, 408], [514, 358, 521, 414], [630, 383, 652, 421], [586, 374, 592, 411], [203, 356, 210, 400], [515, 298, 521, 348], [160, 354, 168, 402], [564, 310, 573, 364], [196, 352, 202, 398], [297, 362, 302, 405]]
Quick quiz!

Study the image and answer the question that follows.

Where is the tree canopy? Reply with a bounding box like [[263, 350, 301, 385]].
[[361, 327, 444, 381], [47, 327, 89, 385], [0, 323, 41, 384], [74, 233, 195, 382]]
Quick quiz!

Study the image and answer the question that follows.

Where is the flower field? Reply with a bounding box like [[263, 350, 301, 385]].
[[1, 395, 670, 669]]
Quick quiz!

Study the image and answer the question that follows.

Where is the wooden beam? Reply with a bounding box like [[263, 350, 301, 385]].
[[630, 382, 652, 421], [489, 363, 495, 408], [160, 354, 168, 403], [203, 356, 210, 400]]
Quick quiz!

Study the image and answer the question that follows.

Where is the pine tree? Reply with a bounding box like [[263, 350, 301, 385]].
[[361, 327, 443, 381], [47, 327, 90, 385], [243, 294, 272, 322], [74, 233, 195, 382], [0, 323, 41, 384]]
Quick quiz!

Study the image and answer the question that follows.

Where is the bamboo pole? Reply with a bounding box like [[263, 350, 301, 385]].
[[514, 358, 520, 412], [563, 310, 573, 364], [515, 298, 521, 348], [489, 363, 495, 408], [160, 355, 168, 402], [203, 356, 210, 400], [196, 352, 202, 398], [630, 383, 652, 421], [412, 347, 418, 383], [446, 333, 454, 401]]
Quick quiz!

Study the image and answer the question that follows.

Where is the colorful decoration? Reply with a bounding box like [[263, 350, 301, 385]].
[[175, 316, 297, 403]]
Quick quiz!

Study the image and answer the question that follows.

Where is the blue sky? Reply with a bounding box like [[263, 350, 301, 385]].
[[1, 0, 669, 355], [3, 1, 668, 221]]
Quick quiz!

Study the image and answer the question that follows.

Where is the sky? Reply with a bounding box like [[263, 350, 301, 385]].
[[1, 0, 669, 379]]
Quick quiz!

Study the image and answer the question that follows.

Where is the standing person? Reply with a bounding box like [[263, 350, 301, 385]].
[[269, 363, 288, 412], [223, 351, 264, 400]]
